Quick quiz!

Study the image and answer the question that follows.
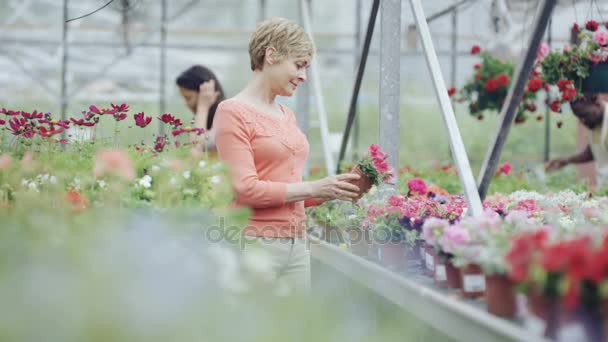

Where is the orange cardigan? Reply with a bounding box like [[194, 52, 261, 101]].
[[214, 99, 317, 238]]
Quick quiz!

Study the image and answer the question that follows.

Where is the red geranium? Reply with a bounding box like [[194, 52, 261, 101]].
[[527, 77, 543, 92], [495, 73, 510, 87], [585, 20, 599, 32], [484, 78, 499, 92], [470, 45, 481, 54], [447, 87, 457, 96]]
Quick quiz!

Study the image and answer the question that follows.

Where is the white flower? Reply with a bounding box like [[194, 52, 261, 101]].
[[27, 182, 38, 192], [49, 176, 57, 184], [97, 180, 106, 189], [151, 165, 160, 172], [38, 174, 50, 183], [21, 179, 29, 187], [198, 160, 207, 168], [169, 177, 178, 186], [210, 175, 221, 184], [183, 171, 191, 179], [138, 175, 152, 188]]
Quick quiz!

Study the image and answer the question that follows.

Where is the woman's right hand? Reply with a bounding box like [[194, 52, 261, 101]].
[[311, 173, 361, 202]]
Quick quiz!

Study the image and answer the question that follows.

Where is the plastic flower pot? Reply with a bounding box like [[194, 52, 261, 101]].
[[349, 166, 374, 200], [446, 260, 461, 289], [377, 240, 406, 270], [433, 253, 448, 288], [460, 264, 485, 299], [485, 274, 516, 318]]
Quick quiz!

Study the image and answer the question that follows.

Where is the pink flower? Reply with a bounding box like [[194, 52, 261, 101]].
[[387, 195, 405, 208], [422, 217, 449, 245], [89, 105, 102, 114], [93, 149, 136, 181], [111, 103, 130, 113], [373, 158, 390, 173], [70, 118, 95, 127], [438, 223, 469, 254], [407, 178, 427, 196], [594, 31, 608, 46], [134, 112, 152, 128], [537, 41, 550, 60], [496, 162, 512, 176], [0, 155, 12, 171], [114, 113, 127, 121]]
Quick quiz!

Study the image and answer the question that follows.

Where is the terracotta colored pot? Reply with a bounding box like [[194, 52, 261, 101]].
[[526, 289, 559, 339], [349, 229, 370, 258], [460, 264, 485, 299], [378, 241, 406, 270], [446, 260, 461, 289], [433, 254, 448, 288], [424, 245, 436, 277], [485, 274, 516, 318], [349, 166, 374, 200]]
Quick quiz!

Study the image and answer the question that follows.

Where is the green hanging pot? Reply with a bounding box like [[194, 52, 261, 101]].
[[582, 62, 608, 94]]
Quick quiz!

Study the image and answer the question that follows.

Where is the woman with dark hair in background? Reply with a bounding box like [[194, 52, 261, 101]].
[[176, 65, 226, 155]]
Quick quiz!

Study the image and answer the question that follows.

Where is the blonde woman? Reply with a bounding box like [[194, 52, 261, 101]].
[[214, 17, 360, 294]]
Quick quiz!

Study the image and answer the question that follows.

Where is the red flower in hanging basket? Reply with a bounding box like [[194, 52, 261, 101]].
[[585, 20, 599, 32], [447, 87, 457, 96], [470, 45, 481, 55], [527, 77, 543, 92], [549, 100, 562, 113], [561, 87, 577, 102], [495, 73, 510, 87], [484, 78, 499, 92]]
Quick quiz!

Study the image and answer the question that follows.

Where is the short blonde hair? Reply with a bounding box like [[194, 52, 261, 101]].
[[248, 17, 314, 71]]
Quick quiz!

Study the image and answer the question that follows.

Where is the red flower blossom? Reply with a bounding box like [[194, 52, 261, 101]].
[[134, 112, 152, 128], [506, 230, 548, 282], [496, 162, 512, 176], [605, 22, 608, 30], [474, 73, 482, 80], [8, 117, 34, 137], [527, 77, 543, 92], [557, 79, 571, 91], [21, 110, 43, 120], [549, 100, 561, 113], [158, 113, 182, 128], [154, 136, 166, 152], [89, 105, 102, 114], [474, 64, 481, 70], [0, 119, 4, 125], [585, 20, 599, 32], [111, 103, 129, 113], [70, 118, 95, 127], [572, 23, 579, 32], [470, 45, 481, 54], [447, 87, 457, 96], [561, 87, 577, 102], [484, 78, 499, 92], [172, 126, 205, 137], [0, 108, 20, 116], [38, 125, 64, 138], [495, 73, 510, 87], [65, 189, 89, 211]]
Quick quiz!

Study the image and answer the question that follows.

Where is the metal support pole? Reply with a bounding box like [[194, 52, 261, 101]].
[[297, 0, 311, 176], [477, 0, 556, 199], [544, 18, 552, 162], [337, 0, 380, 173], [159, 0, 167, 136], [301, 0, 335, 176], [409, 0, 483, 216], [450, 10, 458, 87], [379, 0, 401, 184], [352, 0, 363, 162], [258, 0, 266, 22], [60, 0, 69, 123]]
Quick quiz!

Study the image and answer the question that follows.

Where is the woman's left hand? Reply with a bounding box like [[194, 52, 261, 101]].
[[197, 80, 220, 110]]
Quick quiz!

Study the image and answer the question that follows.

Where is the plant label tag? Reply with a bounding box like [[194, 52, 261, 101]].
[[435, 264, 447, 281], [463, 275, 485, 292], [425, 252, 434, 270]]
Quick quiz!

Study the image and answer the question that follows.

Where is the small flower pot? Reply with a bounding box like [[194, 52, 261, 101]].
[[446, 260, 461, 289], [460, 264, 485, 299], [377, 241, 406, 270], [485, 274, 516, 318], [349, 166, 374, 200], [433, 254, 448, 288]]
